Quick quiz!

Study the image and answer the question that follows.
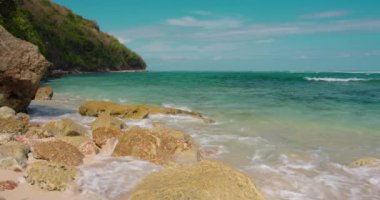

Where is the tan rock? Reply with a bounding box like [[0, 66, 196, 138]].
[[0, 142, 29, 170], [26, 161, 77, 191], [93, 127, 123, 147], [0, 106, 16, 119], [32, 140, 84, 166], [0, 117, 28, 135], [34, 86, 54, 100], [25, 127, 53, 139], [129, 160, 265, 200], [92, 112, 126, 131], [59, 136, 98, 156], [112, 124, 197, 165], [42, 118, 89, 137], [0, 25, 50, 112], [79, 101, 210, 122], [349, 157, 380, 167]]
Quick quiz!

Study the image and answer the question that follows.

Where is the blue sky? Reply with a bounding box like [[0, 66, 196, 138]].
[[54, 0, 380, 71]]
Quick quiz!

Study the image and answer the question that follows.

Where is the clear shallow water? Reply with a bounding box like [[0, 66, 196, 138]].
[[30, 72, 380, 200]]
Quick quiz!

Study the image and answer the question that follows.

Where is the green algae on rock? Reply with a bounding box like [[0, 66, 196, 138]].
[[129, 160, 266, 200], [26, 161, 77, 191]]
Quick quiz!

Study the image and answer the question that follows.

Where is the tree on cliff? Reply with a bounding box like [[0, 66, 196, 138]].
[[0, 0, 146, 71]]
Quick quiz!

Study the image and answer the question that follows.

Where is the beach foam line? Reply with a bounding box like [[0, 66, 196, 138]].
[[304, 77, 370, 82]]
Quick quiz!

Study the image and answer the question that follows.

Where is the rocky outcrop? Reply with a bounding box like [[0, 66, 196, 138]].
[[60, 136, 98, 156], [26, 161, 77, 191], [349, 157, 380, 167], [31, 140, 84, 166], [0, 106, 29, 135], [42, 118, 89, 137], [0, 142, 29, 170], [112, 124, 198, 165], [0, 25, 50, 112], [92, 113, 126, 131], [34, 86, 53, 100], [129, 160, 265, 200], [79, 101, 211, 122]]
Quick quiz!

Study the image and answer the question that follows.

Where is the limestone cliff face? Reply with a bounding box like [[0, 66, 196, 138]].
[[0, 25, 49, 112]]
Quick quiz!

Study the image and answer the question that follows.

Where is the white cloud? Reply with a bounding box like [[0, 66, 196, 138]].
[[166, 16, 241, 29], [302, 10, 351, 19]]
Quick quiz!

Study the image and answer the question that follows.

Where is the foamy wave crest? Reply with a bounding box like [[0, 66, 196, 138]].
[[77, 157, 160, 200], [162, 103, 192, 112], [304, 77, 369, 82]]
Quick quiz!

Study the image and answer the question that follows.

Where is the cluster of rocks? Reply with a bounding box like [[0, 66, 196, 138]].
[[1, 101, 378, 199]]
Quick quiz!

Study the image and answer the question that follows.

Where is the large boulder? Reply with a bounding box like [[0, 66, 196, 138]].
[[0, 106, 16, 119], [129, 160, 265, 200], [112, 124, 198, 165], [31, 140, 84, 166], [79, 101, 209, 121], [26, 161, 77, 191], [60, 136, 98, 156], [34, 86, 54, 100], [0, 142, 29, 170], [42, 118, 89, 137], [0, 25, 50, 112]]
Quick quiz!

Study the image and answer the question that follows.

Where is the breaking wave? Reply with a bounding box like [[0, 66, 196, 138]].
[[304, 77, 370, 82]]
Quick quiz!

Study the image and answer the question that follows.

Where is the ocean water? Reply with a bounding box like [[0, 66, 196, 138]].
[[29, 72, 380, 200]]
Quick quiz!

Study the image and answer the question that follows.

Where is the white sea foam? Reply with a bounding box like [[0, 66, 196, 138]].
[[77, 157, 160, 200], [304, 77, 370, 82], [162, 103, 193, 112]]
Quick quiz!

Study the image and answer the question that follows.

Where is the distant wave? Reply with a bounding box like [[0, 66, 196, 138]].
[[304, 77, 370, 82]]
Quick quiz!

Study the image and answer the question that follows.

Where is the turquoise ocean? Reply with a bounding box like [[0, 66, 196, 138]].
[[30, 72, 380, 200]]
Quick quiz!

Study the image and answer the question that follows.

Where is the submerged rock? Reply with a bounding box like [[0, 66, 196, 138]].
[[31, 140, 84, 166], [92, 112, 126, 131], [0, 142, 29, 170], [112, 124, 198, 165], [34, 86, 54, 100], [79, 101, 210, 121], [26, 161, 77, 191], [42, 118, 89, 137], [129, 160, 265, 200], [0, 26, 50, 112], [349, 157, 380, 167]]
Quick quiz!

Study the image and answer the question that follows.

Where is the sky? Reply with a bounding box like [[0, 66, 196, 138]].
[[54, 0, 380, 71]]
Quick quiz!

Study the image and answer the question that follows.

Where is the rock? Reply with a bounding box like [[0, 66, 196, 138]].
[[0, 142, 29, 170], [0, 25, 50, 112], [26, 161, 77, 191], [32, 140, 84, 166], [92, 112, 126, 131], [0, 106, 16, 119], [15, 112, 30, 124], [60, 136, 98, 156], [112, 124, 198, 165], [25, 127, 53, 139], [0, 117, 28, 135], [0, 180, 18, 191], [79, 101, 209, 121], [129, 160, 265, 200], [42, 118, 89, 137], [34, 86, 54, 100], [349, 157, 380, 167], [93, 127, 123, 147]]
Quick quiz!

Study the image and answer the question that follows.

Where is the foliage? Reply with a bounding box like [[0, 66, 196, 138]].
[[0, 0, 146, 71]]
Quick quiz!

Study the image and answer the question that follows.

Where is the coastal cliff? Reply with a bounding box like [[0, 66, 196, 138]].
[[0, 0, 146, 72]]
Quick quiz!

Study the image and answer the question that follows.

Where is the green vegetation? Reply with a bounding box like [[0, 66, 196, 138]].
[[0, 0, 146, 71]]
